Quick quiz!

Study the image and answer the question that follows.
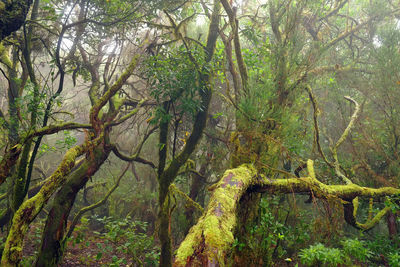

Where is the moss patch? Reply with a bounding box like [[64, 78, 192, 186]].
[[175, 165, 257, 266]]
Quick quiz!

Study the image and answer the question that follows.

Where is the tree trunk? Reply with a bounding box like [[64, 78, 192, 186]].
[[35, 145, 110, 266], [184, 163, 207, 233], [1, 142, 89, 266], [386, 210, 397, 240]]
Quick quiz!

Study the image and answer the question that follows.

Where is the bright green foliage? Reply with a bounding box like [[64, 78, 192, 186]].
[[93, 216, 159, 266], [388, 252, 400, 267], [384, 195, 400, 212], [145, 45, 207, 124], [300, 237, 397, 266], [299, 243, 344, 267], [341, 238, 372, 263]]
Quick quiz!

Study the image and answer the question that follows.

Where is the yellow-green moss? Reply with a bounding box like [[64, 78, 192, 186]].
[[1, 142, 91, 266], [0, 43, 12, 69], [175, 165, 257, 265]]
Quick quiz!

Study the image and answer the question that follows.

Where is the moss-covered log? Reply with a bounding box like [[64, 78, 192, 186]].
[[175, 161, 400, 266]]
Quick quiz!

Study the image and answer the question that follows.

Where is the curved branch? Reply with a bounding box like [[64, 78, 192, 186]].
[[65, 163, 130, 240], [307, 85, 334, 168], [1, 137, 101, 266], [111, 145, 155, 168], [331, 96, 360, 184]]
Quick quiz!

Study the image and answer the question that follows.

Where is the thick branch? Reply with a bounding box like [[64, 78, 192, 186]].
[[220, 0, 248, 94], [25, 122, 92, 141]]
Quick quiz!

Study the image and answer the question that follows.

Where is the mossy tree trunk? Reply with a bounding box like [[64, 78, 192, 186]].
[[32, 28, 146, 266], [175, 161, 400, 266], [156, 2, 220, 266], [35, 143, 111, 267], [12, 0, 40, 215]]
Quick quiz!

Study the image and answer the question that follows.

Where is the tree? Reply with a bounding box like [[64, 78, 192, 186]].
[[0, 0, 156, 265]]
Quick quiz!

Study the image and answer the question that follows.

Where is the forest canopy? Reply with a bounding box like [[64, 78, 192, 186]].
[[0, 0, 400, 266]]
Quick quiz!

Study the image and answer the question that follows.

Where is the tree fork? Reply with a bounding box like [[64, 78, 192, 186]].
[[35, 144, 111, 266]]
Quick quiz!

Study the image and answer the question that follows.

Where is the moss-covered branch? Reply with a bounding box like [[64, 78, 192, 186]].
[[175, 162, 400, 266], [331, 96, 360, 184], [169, 184, 204, 213], [25, 122, 92, 141], [90, 52, 143, 130], [0, 122, 90, 186]]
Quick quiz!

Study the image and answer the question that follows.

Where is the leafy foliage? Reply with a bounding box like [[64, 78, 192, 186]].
[[299, 243, 344, 267], [93, 216, 159, 266]]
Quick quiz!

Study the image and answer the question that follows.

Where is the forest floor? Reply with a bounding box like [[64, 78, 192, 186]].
[[7, 221, 301, 266], [19, 223, 133, 266]]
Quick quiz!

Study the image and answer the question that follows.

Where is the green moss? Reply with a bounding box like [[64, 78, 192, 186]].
[[0, 43, 12, 69], [175, 165, 257, 265]]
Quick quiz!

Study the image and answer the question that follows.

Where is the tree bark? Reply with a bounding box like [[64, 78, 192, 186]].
[[157, 2, 220, 266], [35, 144, 110, 266], [0, 0, 33, 40]]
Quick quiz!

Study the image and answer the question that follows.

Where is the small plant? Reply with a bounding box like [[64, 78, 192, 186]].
[[341, 238, 372, 263], [365, 234, 399, 262], [299, 243, 343, 267], [94, 216, 159, 266], [70, 216, 90, 246], [388, 252, 400, 266]]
